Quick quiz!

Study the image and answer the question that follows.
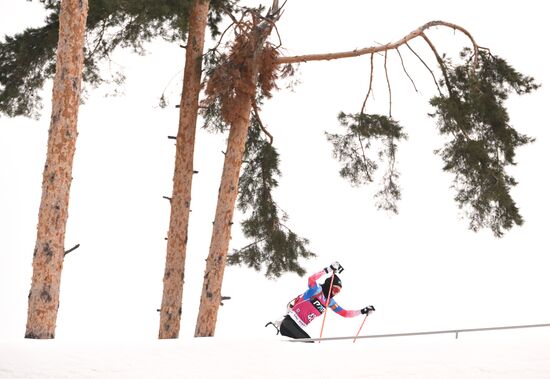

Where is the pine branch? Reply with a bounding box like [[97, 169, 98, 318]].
[[396, 47, 418, 94], [251, 101, 273, 144], [360, 53, 375, 114], [87, 17, 109, 59], [383, 50, 392, 117], [406, 42, 442, 96], [420, 33, 453, 96], [275, 21, 478, 66]]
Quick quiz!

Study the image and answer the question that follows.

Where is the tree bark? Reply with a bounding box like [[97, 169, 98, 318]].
[[194, 104, 252, 337], [25, 0, 88, 339], [158, 0, 210, 339]]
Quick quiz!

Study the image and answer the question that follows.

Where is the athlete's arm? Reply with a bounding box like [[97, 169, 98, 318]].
[[307, 269, 328, 288], [328, 298, 362, 318]]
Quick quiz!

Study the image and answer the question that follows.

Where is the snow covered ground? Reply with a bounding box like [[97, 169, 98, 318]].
[[2, 328, 550, 378]]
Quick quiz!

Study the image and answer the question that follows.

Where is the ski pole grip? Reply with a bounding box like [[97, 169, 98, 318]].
[[329, 262, 344, 273]]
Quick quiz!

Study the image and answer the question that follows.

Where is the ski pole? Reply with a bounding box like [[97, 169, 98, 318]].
[[319, 271, 335, 341], [353, 313, 369, 343]]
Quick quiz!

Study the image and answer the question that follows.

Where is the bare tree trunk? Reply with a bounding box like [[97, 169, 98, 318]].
[[25, 0, 88, 339], [158, 0, 210, 339]]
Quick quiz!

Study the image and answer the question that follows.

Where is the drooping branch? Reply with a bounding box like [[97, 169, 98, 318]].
[[420, 33, 474, 142], [396, 47, 418, 93], [406, 43, 442, 96], [209, 18, 238, 53], [383, 50, 392, 117], [86, 18, 109, 59], [429, 48, 539, 236], [360, 53, 374, 113], [275, 21, 479, 66], [326, 113, 407, 213], [251, 101, 273, 144], [420, 33, 453, 95], [231, 119, 315, 278]]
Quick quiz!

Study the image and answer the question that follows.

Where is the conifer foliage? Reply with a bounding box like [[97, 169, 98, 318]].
[[0, 0, 231, 118], [228, 119, 315, 278], [326, 113, 407, 214], [316, 27, 539, 236], [429, 48, 539, 236]]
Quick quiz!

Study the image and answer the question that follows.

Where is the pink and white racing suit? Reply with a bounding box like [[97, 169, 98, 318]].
[[287, 269, 361, 328]]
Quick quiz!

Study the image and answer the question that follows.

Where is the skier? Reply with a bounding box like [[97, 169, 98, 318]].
[[278, 262, 375, 340]]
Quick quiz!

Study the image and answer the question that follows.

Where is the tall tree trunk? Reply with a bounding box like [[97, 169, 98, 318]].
[[25, 0, 89, 339], [194, 104, 252, 337], [194, 20, 275, 337], [159, 0, 210, 339]]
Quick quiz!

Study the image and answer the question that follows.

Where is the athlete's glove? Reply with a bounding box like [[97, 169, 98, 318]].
[[361, 305, 375, 315], [324, 261, 343, 274]]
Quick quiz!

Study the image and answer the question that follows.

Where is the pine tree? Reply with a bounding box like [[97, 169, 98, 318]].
[[195, 3, 287, 336], [193, 13, 538, 336]]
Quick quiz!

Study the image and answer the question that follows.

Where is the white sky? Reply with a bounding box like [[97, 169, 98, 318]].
[[1, 0, 549, 343]]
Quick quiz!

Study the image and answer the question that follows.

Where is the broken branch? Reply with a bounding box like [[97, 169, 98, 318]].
[[64, 244, 80, 256]]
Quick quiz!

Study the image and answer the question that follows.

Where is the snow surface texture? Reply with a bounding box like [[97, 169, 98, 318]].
[[2, 330, 550, 378]]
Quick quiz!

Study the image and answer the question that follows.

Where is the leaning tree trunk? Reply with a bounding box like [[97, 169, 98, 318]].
[[158, 0, 210, 339], [25, 0, 89, 339], [194, 103, 252, 337], [194, 19, 275, 337]]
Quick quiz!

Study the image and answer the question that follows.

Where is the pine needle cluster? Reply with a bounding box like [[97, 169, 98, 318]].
[[430, 48, 539, 236], [227, 120, 315, 278], [0, 0, 234, 118], [326, 113, 407, 214], [326, 45, 539, 236]]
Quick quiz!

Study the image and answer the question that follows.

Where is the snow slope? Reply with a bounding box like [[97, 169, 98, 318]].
[[2, 329, 550, 378]]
